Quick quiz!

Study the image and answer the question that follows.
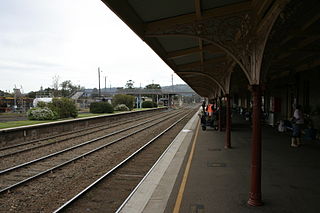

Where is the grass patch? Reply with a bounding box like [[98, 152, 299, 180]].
[[0, 120, 52, 129], [0, 113, 115, 129], [0, 113, 26, 117], [0, 108, 164, 129]]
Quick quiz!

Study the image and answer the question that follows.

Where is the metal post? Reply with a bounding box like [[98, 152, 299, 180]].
[[157, 94, 159, 105], [136, 97, 139, 109], [98, 67, 101, 97], [225, 94, 231, 149], [105, 76, 107, 93], [248, 85, 263, 206]]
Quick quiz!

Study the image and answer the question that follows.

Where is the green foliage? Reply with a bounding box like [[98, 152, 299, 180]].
[[26, 91, 37, 98], [90, 102, 114, 113], [114, 104, 130, 111], [27, 107, 57, 120], [60, 80, 80, 97], [27, 98, 77, 120], [0, 90, 11, 96], [125, 80, 134, 89], [37, 101, 47, 108], [142, 101, 157, 108], [48, 98, 78, 118], [145, 83, 161, 89], [112, 94, 135, 110]]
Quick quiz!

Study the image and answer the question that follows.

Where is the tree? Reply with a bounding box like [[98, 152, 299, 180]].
[[145, 83, 161, 89], [43, 87, 55, 94], [112, 94, 135, 110], [125, 80, 135, 89], [60, 80, 78, 97], [48, 97, 78, 118], [0, 90, 12, 97], [52, 75, 60, 97], [26, 91, 36, 98], [145, 83, 161, 102]]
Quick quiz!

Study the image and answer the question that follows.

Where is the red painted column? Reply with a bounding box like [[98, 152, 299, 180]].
[[248, 85, 263, 206], [225, 94, 231, 149], [218, 97, 222, 131]]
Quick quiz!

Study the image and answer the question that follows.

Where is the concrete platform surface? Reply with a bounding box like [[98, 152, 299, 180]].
[[119, 113, 320, 213]]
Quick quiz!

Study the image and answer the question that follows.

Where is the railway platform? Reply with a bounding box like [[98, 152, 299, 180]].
[[119, 110, 320, 213]]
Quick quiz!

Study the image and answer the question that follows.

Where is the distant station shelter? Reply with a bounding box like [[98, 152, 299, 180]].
[[82, 88, 196, 107]]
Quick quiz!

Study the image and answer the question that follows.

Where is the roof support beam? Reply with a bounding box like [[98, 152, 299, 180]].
[[254, 0, 276, 24], [194, 0, 204, 70], [295, 58, 320, 72], [166, 45, 224, 59], [176, 56, 226, 71], [177, 71, 226, 94], [279, 12, 320, 46], [276, 35, 320, 61]]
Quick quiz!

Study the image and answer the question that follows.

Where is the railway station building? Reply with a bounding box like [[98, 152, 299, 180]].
[[101, 0, 320, 212], [1, 1, 319, 212]]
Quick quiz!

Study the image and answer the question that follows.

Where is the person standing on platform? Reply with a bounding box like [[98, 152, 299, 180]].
[[202, 100, 206, 112], [291, 105, 304, 147], [206, 102, 213, 117]]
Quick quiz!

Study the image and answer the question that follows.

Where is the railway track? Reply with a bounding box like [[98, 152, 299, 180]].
[[0, 109, 170, 157], [55, 110, 195, 213], [0, 107, 197, 213], [0, 109, 184, 193], [0, 110, 172, 171]]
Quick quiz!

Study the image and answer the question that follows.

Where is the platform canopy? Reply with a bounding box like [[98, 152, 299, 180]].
[[101, 0, 320, 98]]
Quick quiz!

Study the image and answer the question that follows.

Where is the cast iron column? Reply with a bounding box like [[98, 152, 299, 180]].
[[218, 96, 222, 131], [248, 85, 263, 206], [225, 94, 231, 148]]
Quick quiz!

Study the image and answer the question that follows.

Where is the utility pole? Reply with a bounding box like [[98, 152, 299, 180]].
[[105, 76, 107, 92], [14, 85, 17, 112], [98, 67, 101, 97], [171, 74, 174, 92]]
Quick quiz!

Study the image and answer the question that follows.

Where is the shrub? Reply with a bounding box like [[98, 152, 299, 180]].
[[27, 107, 57, 120], [90, 102, 114, 113], [114, 104, 130, 111], [37, 101, 48, 108], [48, 98, 78, 119], [142, 101, 155, 108], [153, 102, 158, 107], [112, 94, 135, 110]]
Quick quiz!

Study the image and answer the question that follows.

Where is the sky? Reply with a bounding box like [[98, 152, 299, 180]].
[[0, 0, 185, 93]]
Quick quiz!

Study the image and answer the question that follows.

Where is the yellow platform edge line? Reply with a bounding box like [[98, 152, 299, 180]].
[[173, 121, 200, 213]]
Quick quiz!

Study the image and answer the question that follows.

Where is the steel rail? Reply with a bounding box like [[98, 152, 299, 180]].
[[0, 109, 188, 194], [0, 110, 181, 175], [53, 110, 193, 213], [0, 110, 169, 156]]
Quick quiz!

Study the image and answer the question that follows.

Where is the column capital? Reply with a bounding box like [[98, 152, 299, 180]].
[[247, 84, 266, 92]]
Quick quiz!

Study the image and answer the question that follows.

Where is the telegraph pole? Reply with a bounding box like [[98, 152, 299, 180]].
[[105, 76, 107, 92], [98, 67, 101, 97], [171, 74, 174, 92]]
